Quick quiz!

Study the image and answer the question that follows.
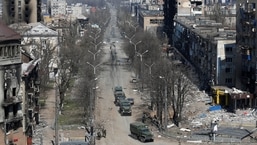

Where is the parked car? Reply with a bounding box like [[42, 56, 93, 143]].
[[127, 98, 134, 105]]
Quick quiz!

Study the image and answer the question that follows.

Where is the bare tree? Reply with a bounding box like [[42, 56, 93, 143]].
[[168, 64, 196, 126], [33, 38, 60, 92], [56, 22, 85, 110]]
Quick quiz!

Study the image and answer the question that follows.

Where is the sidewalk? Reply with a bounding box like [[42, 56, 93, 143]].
[[34, 88, 56, 145]]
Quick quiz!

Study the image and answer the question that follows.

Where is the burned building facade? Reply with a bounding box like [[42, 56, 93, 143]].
[[2, 0, 42, 25]]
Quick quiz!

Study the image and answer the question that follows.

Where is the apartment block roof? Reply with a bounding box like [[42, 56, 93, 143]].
[[140, 10, 164, 17], [175, 16, 236, 40], [0, 20, 21, 42]]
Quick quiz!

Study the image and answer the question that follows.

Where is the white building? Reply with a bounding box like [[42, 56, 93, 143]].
[[67, 3, 86, 21], [50, 0, 67, 17], [21, 23, 59, 71], [177, 0, 203, 16]]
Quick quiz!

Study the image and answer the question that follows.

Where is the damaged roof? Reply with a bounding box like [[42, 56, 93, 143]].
[[0, 20, 21, 42]]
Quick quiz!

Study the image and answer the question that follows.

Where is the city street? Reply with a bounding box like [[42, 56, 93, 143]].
[[94, 3, 184, 145]]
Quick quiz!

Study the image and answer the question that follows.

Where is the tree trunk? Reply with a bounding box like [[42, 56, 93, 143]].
[[59, 91, 64, 112]]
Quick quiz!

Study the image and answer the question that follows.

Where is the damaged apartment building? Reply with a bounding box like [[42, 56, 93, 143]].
[[171, 0, 257, 111], [0, 20, 23, 144], [0, 21, 41, 145], [2, 0, 42, 25]]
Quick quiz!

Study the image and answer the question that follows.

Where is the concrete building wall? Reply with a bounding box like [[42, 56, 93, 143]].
[[216, 40, 236, 85], [50, 0, 67, 17], [173, 16, 237, 89], [2, 0, 41, 24], [143, 16, 164, 31], [236, 0, 257, 93], [0, 68, 4, 122]]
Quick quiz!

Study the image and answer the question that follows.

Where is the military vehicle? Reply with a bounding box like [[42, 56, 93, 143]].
[[114, 93, 126, 106], [119, 99, 132, 116], [113, 86, 123, 95], [130, 122, 154, 142], [113, 86, 126, 106]]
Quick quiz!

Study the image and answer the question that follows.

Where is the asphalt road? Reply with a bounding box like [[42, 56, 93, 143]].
[[94, 3, 183, 145]]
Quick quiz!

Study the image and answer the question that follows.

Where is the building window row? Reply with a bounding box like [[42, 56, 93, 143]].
[[150, 19, 163, 24], [225, 67, 232, 73], [0, 45, 20, 58], [225, 57, 233, 62], [225, 78, 232, 83]]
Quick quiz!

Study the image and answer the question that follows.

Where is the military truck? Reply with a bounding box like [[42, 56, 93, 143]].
[[119, 99, 132, 116], [130, 122, 154, 142], [113, 86, 123, 95], [114, 93, 126, 106], [113, 86, 126, 106]]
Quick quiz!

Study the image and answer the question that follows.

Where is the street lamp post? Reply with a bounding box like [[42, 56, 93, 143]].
[[91, 30, 101, 40], [88, 50, 101, 61], [145, 63, 155, 110], [54, 68, 59, 145], [137, 50, 149, 91], [130, 40, 142, 56], [159, 76, 168, 131], [125, 34, 135, 42], [86, 62, 101, 145], [137, 50, 149, 62], [91, 41, 102, 50], [89, 35, 100, 44], [126, 21, 139, 32], [87, 62, 101, 75], [144, 63, 154, 75]]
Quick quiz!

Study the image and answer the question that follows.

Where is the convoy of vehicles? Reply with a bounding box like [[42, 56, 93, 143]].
[[119, 99, 132, 116], [126, 98, 134, 105], [130, 122, 154, 142], [114, 86, 126, 106], [114, 86, 154, 142]]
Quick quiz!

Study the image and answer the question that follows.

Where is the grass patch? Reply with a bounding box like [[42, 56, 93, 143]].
[[58, 97, 84, 126], [39, 99, 46, 107]]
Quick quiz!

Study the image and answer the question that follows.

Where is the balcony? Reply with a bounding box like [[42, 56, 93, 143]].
[[6, 116, 23, 124], [2, 96, 22, 107]]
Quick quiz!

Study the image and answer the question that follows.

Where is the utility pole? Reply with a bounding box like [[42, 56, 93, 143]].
[[137, 50, 149, 91], [145, 63, 154, 109], [54, 68, 59, 145], [159, 76, 168, 131], [4, 119, 7, 145], [86, 62, 101, 145]]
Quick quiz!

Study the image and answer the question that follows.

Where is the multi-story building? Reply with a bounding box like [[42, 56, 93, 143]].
[[66, 3, 86, 21], [21, 56, 40, 145], [172, 16, 257, 110], [2, 0, 42, 25], [172, 16, 237, 89], [50, 0, 67, 17], [163, 0, 177, 41], [0, 20, 24, 145], [21, 22, 59, 73], [177, 0, 203, 16], [138, 10, 164, 33], [236, 0, 257, 94]]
